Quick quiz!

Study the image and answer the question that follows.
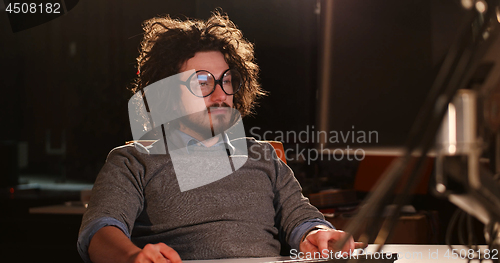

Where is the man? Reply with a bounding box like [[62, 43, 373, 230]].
[[78, 11, 362, 263]]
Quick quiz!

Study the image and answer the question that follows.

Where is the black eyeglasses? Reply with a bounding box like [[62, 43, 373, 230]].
[[180, 69, 242, 98]]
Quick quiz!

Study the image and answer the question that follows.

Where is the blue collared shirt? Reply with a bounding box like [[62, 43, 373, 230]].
[[171, 130, 235, 155]]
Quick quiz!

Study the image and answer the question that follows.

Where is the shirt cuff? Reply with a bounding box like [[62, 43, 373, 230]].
[[289, 218, 335, 251], [77, 217, 130, 263]]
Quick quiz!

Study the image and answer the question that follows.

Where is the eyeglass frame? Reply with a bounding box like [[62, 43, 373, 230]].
[[179, 68, 242, 98]]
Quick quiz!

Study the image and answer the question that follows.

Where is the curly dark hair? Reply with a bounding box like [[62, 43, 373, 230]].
[[131, 10, 266, 117]]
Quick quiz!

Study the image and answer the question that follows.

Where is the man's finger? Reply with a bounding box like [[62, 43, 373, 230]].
[[313, 230, 333, 257], [300, 239, 320, 254], [157, 243, 182, 263], [141, 244, 169, 263], [325, 231, 353, 256], [341, 235, 354, 255], [354, 242, 367, 249]]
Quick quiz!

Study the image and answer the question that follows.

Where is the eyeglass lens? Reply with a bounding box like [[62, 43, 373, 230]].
[[189, 69, 241, 97]]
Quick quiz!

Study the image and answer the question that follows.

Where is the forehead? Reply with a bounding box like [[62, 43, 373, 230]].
[[180, 51, 229, 75]]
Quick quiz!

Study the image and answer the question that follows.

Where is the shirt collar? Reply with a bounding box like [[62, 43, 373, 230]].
[[171, 130, 235, 154]]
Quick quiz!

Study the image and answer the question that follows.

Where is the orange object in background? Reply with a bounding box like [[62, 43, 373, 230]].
[[354, 155, 434, 195], [267, 141, 286, 164]]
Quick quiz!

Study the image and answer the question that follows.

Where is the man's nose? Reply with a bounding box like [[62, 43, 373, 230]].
[[210, 83, 227, 102]]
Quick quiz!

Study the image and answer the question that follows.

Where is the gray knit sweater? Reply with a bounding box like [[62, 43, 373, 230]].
[[79, 138, 325, 260]]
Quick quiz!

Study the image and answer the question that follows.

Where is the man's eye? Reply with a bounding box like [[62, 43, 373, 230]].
[[198, 81, 210, 87]]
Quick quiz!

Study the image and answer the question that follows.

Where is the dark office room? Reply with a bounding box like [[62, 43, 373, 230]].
[[2, 0, 500, 262]]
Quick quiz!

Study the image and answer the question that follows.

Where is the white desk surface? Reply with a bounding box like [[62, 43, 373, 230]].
[[184, 245, 497, 262]]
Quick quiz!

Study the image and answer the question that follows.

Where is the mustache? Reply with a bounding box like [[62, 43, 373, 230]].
[[207, 102, 231, 109]]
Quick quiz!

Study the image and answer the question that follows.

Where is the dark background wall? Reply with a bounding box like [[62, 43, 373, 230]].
[[0, 1, 478, 261], [319, 0, 467, 148], [0, 0, 465, 183], [0, 0, 322, 183]]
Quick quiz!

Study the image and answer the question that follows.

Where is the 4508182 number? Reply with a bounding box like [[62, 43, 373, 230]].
[[5, 3, 61, 14], [443, 249, 499, 260]]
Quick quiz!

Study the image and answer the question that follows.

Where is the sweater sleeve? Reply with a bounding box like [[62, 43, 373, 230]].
[[267, 143, 327, 251], [77, 146, 146, 259], [77, 217, 129, 263]]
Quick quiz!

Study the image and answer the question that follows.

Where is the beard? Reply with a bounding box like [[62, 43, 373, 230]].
[[178, 102, 239, 141]]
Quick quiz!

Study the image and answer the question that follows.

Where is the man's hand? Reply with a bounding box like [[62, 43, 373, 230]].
[[89, 226, 182, 263], [128, 243, 182, 263], [299, 227, 366, 258]]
